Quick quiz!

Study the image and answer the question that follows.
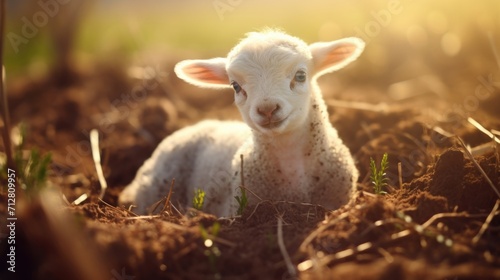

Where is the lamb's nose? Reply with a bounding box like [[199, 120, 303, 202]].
[[257, 104, 280, 119]]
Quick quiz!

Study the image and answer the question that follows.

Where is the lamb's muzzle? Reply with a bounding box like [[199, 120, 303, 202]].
[[119, 29, 365, 217]]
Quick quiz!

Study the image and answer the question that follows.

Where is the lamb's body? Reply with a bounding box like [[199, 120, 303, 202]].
[[119, 30, 364, 216], [121, 120, 251, 215]]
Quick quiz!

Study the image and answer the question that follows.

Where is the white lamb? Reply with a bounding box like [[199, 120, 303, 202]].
[[119, 29, 364, 217]]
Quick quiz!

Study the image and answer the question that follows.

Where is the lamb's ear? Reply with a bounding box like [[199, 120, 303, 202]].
[[174, 58, 230, 89], [309, 38, 365, 78]]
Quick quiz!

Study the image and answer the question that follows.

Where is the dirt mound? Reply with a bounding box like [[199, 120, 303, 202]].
[[392, 148, 500, 223]]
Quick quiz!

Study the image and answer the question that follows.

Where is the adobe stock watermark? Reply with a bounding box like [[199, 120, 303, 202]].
[[98, 65, 168, 134], [444, 73, 500, 126], [213, 0, 243, 21], [353, 0, 405, 44], [210, 169, 233, 189], [7, 0, 72, 54]]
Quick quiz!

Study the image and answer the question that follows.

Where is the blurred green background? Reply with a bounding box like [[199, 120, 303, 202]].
[[4, 0, 500, 86]]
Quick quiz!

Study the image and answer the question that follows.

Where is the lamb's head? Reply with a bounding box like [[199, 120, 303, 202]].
[[175, 30, 365, 135]]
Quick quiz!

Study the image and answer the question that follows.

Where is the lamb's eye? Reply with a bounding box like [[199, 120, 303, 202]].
[[294, 70, 306, 83], [231, 81, 242, 93]]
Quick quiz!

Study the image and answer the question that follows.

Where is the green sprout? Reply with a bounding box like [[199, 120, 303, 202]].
[[370, 153, 389, 195], [192, 188, 206, 211], [1, 123, 51, 196], [234, 154, 248, 215], [234, 186, 248, 216]]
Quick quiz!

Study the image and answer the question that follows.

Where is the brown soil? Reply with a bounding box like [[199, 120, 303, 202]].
[[1, 57, 500, 280]]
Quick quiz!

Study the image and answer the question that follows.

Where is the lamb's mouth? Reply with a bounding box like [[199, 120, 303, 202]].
[[259, 117, 287, 129]]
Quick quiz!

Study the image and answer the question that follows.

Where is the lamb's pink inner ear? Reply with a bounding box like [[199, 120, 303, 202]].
[[175, 58, 230, 88], [318, 44, 358, 72], [182, 64, 228, 85], [310, 38, 365, 77]]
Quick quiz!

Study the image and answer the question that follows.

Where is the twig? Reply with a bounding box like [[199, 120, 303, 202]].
[[161, 179, 175, 213], [98, 197, 118, 209], [422, 211, 498, 229], [472, 199, 500, 245], [170, 203, 183, 216], [90, 129, 107, 199], [96, 198, 137, 218], [243, 199, 287, 221], [456, 136, 500, 199], [277, 216, 296, 278], [149, 195, 168, 214], [244, 200, 271, 220], [239, 184, 263, 202]]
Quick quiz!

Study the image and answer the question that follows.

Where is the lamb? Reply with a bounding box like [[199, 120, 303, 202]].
[[119, 29, 365, 217]]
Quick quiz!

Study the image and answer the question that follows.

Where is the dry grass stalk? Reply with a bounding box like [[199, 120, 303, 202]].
[[149, 195, 169, 214], [277, 216, 296, 278], [244, 200, 287, 221], [72, 193, 89, 205], [161, 179, 176, 213], [472, 199, 500, 245], [468, 117, 500, 144], [421, 211, 493, 229], [90, 129, 108, 199]]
